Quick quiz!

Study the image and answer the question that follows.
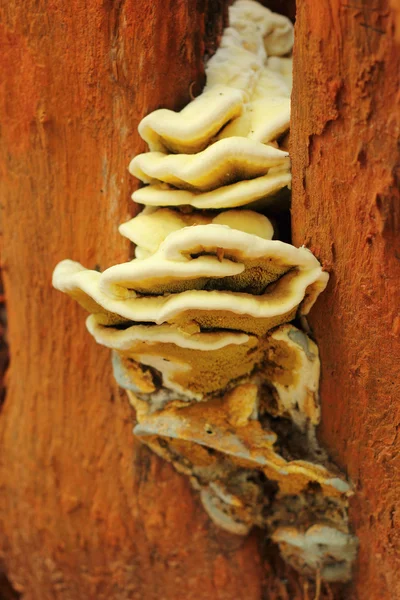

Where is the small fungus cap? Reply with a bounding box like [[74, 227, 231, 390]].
[[230, 0, 294, 57], [271, 525, 358, 582], [119, 208, 273, 259], [138, 86, 245, 154], [132, 169, 291, 210], [129, 137, 289, 192]]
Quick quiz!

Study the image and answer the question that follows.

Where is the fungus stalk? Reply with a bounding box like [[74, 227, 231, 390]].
[[52, 0, 357, 582]]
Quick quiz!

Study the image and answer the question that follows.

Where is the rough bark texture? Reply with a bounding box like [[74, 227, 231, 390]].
[[291, 1, 400, 599], [0, 0, 398, 599], [0, 272, 7, 409], [0, 1, 292, 599], [0, 2, 263, 599]]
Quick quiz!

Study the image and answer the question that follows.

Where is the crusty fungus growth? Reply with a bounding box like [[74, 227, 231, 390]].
[[52, 0, 357, 583], [271, 525, 358, 583]]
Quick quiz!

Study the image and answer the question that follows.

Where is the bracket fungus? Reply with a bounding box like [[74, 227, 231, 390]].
[[52, 0, 357, 583], [271, 525, 358, 583], [118, 207, 274, 259], [132, 169, 292, 210], [129, 137, 289, 192]]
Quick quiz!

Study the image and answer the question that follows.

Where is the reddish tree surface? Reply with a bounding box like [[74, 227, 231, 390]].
[[291, 1, 400, 599], [0, 1, 398, 599]]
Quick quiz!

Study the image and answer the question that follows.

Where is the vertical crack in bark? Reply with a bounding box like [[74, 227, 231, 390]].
[[0, 268, 8, 411], [0, 567, 21, 600]]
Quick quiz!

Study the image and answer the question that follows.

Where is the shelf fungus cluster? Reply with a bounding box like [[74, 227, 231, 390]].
[[53, 0, 357, 583]]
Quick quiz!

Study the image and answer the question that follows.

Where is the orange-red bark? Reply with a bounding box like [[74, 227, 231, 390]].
[[0, 1, 273, 599], [291, 2, 400, 599], [0, 0, 399, 598]]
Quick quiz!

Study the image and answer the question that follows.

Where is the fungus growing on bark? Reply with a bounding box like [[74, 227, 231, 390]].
[[271, 525, 358, 583], [88, 316, 256, 401], [119, 208, 274, 259], [128, 351, 352, 533], [132, 395, 342, 497], [129, 137, 289, 192], [132, 169, 291, 210], [52, 0, 356, 582], [101, 224, 326, 296], [261, 324, 321, 430], [205, 0, 293, 94], [216, 97, 290, 144], [138, 86, 245, 154], [53, 246, 327, 336], [86, 320, 323, 413]]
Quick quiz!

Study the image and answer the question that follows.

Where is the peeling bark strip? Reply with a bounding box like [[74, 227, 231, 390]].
[[291, 1, 400, 599]]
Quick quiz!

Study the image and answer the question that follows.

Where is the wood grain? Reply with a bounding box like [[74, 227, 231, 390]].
[[291, 2, 400, 598], [0, 1, 265, 599], [2, 0, 398, 598]]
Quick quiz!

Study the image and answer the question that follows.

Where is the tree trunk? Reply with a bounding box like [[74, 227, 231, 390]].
[[291, 2, 400, 599], [0, 0, 398, 599]]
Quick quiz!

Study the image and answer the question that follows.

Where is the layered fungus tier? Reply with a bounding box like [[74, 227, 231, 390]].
[[53, 0, 357, 583]]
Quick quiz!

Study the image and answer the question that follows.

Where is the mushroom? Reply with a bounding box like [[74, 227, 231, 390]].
[[120, 323, 352, 537], [99, 224, 326, 298], [132, 169, 291, 210], [51, 0, 356, 580], [266, 56, 293, 92], [137, 65, 290, 156], [87, 315, 258, 402], [205, 0, 293, 95], [130, 383, 351, 529], [229, 0, 294, 58], [129, 137, 289, 192], [119, 208, 274, 259], [86, 319, 322, 413], [216, 97, 290, 145], [53, 227, 328, 336], [252, 65, 291, 100], [130, 0, 293, 210], [138, 86, 245, 154], [271, 525, 358, 582], [258, 324, 321, 430]]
